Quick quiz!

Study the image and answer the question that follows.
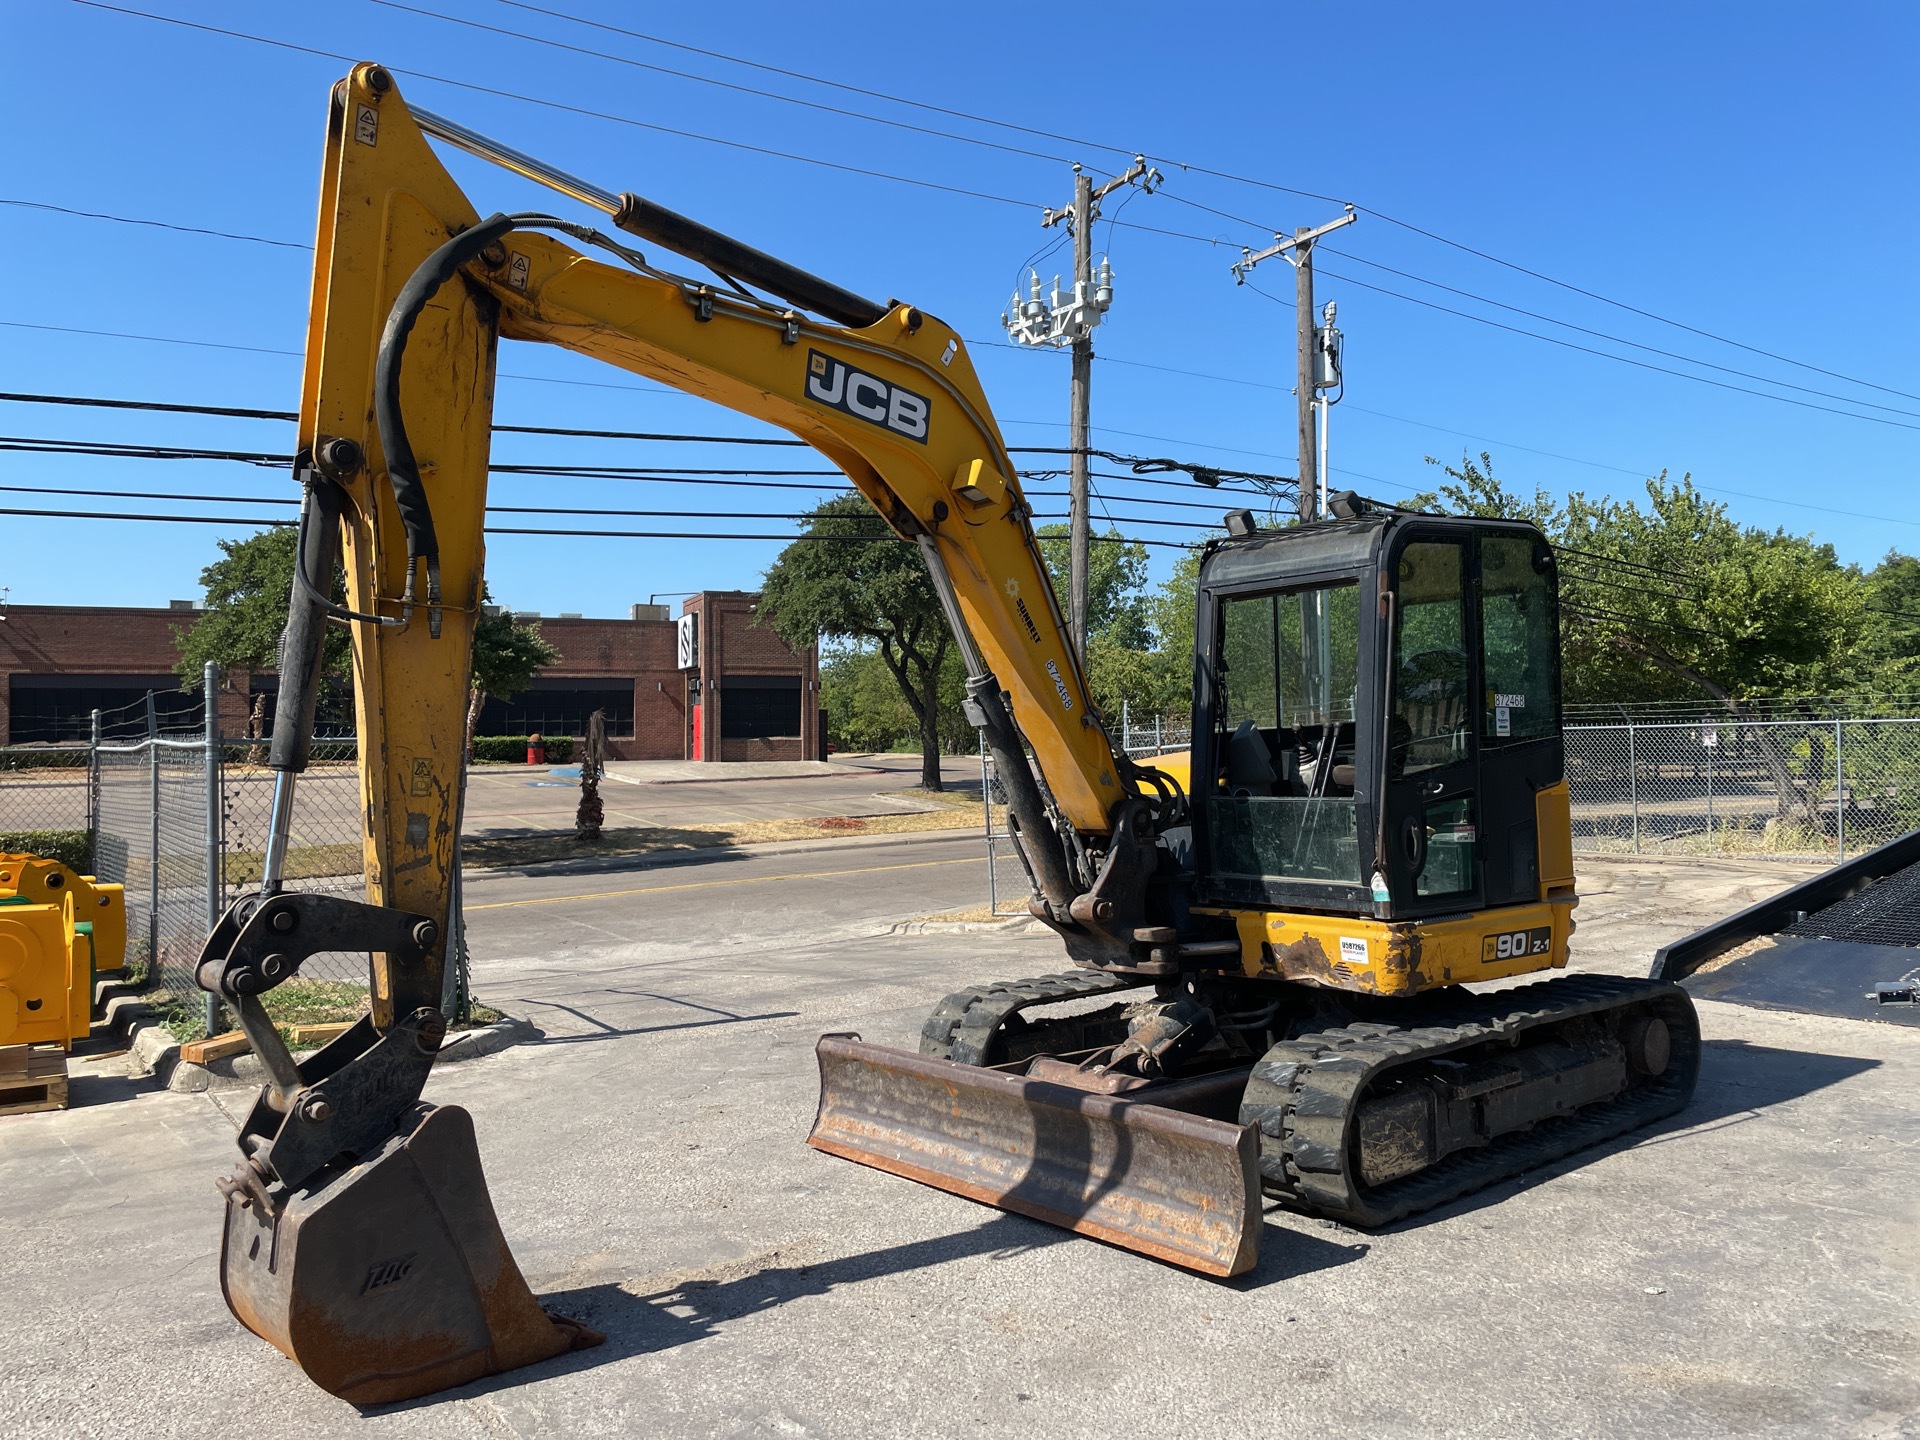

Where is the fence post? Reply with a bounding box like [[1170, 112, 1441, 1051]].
[[1155, 714, 1163, 753], [1121, 698, 1130, 753], [87, 708, 102, 844], [145, 691, 160, 993], [1705, 722, 1715, 849], [203, 663, 222, 1036], [1627, 720, 1639, 854], [980, 730, 995, 914], [1835, 717, 1845, 862]]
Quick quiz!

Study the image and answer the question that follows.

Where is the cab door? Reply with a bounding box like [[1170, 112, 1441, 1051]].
[[1474, 529, 1562, 908], [1382, 533, 1483, 915]]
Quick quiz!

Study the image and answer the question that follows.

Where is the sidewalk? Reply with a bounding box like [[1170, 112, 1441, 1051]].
[[599, 758, 884, 785]]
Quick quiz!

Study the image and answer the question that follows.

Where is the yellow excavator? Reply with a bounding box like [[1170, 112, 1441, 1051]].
[[194, 65, 1699, 1403]]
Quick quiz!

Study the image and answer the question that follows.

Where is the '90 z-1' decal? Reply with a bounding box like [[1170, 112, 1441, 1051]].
[[804, 350, 930, 444]]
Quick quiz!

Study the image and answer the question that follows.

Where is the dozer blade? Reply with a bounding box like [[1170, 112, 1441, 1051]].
[[220, 1103, 602, 1406], [808, 1035, 1261, 1277]]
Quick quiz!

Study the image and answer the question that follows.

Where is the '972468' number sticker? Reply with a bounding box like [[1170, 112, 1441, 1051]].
[[1483, 926, 1553, 962]]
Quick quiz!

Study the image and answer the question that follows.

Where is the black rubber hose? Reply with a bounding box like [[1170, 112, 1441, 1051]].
[[372, 212, 517, 608], [269, 477, 346, 774]]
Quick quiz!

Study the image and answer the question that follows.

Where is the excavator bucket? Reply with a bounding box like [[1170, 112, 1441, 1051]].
[[219, 1104, 601, 1406], [808, 1035, 1262, 1277]]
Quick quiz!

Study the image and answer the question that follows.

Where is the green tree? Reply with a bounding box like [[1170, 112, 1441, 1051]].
[[1860, 552, 1920, 685], [465, 597, 562, 755], [1422, 455, 1868, 826], [1416, 451, 1564, 530], [175, 527, 350, 736], [759, 494, 953, 789], [1033, 523, 1151, 647]]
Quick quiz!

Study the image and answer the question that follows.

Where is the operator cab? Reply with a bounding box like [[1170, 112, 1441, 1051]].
[[1190, 511, 1561, 919]]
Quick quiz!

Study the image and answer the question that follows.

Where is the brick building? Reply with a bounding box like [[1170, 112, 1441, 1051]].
[[0, 592, 818, 762]]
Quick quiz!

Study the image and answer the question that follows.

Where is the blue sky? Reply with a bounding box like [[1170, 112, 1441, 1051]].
[[4, 0, 1915, 617]]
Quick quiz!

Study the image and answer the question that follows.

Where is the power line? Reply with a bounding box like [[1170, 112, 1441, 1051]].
[[0, 389, 1288, 489], [1318, 245, 1920, 422], [0, 198, 309, 250], [1356, 207, 1920, 406], [487, 0, 1913, 404], [0, 478, 1217, 529], [1255, 271, 1920, 434], [77, 2, 1910, 412], [0, 503, 1199, 546], [367, 0, 1077, 167], [15, 187, 1898, 439], [73, 2, 1043, 212]]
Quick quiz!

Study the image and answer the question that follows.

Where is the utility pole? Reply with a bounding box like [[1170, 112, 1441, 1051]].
[[1067, 170, 1094, 662], [1231, 206, 1355, 522], [1005, 157, 1160, 659]]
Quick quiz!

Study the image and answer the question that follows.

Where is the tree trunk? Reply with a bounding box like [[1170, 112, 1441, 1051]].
[[919, 667, 943, 792], [464, 685, 486, 760], [1616, 638, 1822, 831]]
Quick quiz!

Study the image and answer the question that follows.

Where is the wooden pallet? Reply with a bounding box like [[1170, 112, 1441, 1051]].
[[0, 1044, 69, 1116]]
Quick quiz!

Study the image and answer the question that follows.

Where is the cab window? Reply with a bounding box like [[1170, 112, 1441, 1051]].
[[1479, 534, 1555, 743], [1391, 541, 1470, 777], [1209, 582, 1364, 888]]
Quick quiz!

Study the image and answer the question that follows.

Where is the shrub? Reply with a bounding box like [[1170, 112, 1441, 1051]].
[[0, 829, 92, 871], [471, 735, 574, 764], [0, 749, 89, 772]]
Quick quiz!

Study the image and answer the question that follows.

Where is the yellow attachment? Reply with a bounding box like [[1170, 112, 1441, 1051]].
[[0, 892, 95, 1049], [0, 854, 124, 974], [1216, 899, 1574, 996]]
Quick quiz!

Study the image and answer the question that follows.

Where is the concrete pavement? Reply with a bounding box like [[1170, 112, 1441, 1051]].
[[2, 839, 1916, 1438]]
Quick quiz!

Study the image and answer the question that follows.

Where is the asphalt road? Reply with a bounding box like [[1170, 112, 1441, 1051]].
[[460, 753, 982, 837], [3, 840, 1917, 1438]]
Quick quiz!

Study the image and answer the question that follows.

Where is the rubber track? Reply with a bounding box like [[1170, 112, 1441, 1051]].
[[919, 971, 1151, 1066], [1240, 974, 1701, 1227]]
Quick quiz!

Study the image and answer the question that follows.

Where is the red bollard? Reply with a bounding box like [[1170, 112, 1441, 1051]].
[[527, 734, 546, 765]]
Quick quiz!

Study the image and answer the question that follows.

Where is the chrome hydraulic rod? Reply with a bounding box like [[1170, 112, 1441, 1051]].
[[412, 102, 887, 328], [259, 770, 297, 898]]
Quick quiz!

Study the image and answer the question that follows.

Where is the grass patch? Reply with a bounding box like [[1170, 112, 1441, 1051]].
[[152, 980, 498, 1047], [462, 801, 1005, 870], [221, 843, 363, 886]]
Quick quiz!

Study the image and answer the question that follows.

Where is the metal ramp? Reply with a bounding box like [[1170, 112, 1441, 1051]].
[[1652, 829, 1920, 1026]]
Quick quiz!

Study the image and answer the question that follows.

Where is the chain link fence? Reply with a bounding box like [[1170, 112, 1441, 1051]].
[[93, 737, 213, 1012], [1566, 717, 1920, 861], [978, 712, 1920, 912], [0, 744, 92, 841], [982, 717, 1194, 916]]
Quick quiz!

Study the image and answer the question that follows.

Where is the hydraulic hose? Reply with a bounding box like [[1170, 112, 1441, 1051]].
[[372, 211, 518, 626]]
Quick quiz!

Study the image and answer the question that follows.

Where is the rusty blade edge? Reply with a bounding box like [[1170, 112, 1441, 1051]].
[[808, 1036, 1260, 1277], [806, 1133, 1252, 1278]]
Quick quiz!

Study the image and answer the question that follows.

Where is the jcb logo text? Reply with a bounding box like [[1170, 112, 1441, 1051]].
[[805, 351, 930, 444]]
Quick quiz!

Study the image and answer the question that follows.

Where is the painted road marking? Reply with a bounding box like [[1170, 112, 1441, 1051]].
[[466, 855, 986, 911]]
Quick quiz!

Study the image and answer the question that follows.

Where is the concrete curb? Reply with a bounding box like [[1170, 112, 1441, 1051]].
[[155, 1016, 538, 1094], [886, 916, 1047, 937]]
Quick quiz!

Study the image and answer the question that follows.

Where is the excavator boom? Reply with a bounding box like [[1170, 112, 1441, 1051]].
[[194, 64, 1166, 1404]]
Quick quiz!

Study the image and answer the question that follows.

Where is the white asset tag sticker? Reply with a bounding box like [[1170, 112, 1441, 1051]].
[[1495, 705, 1512, 737], [1339, 936, 1368, 967]]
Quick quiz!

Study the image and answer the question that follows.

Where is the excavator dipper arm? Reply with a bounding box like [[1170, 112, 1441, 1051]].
[[193, 63, 1159, 1404]]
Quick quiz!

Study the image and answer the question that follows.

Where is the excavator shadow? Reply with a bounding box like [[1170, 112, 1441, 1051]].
[[361, 1212, 1368, 1409], [360, 1214, 1065, 1409], [511, 994, 800, 1045], [1360, 1038, 1879, 1236]]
